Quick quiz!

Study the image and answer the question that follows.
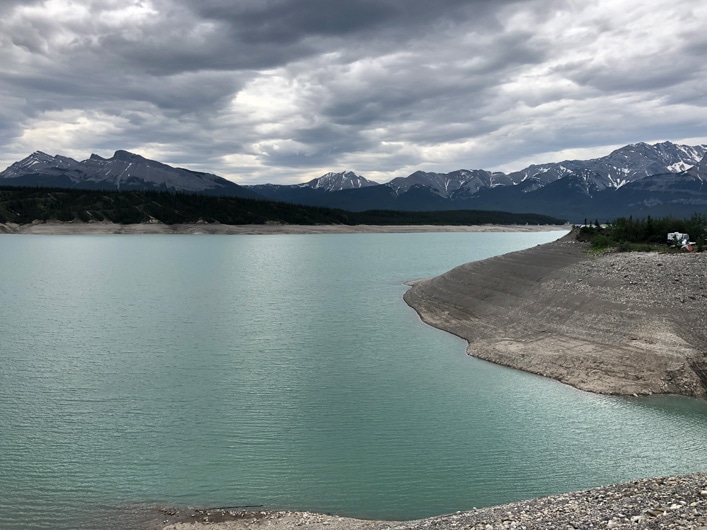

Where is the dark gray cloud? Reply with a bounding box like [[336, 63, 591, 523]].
[[193, 0, 515, 44], [0, 0, 705, 183], [198, 0, 401, 43]]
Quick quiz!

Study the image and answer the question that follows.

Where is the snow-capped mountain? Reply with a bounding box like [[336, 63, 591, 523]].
[[243, 141, 707, 220], [247, 170, 378, 203], [602, 156, 707, 218], [0, 150, 258, 198], [387, 169, 511, 199], [300, 171, 378, 192], [505, 141, 707, 195], [3, 141, 707, 221]]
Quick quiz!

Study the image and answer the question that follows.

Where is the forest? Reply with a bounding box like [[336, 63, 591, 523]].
[[0, 186, 565, 226], [577, 214, 707, 252]]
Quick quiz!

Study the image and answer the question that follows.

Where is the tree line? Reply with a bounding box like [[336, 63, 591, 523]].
[[577, 214, 707, 251], [0, 186, 565, 226]]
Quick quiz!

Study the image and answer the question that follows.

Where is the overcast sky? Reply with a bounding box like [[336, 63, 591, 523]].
[[1, 0, 706, 184]]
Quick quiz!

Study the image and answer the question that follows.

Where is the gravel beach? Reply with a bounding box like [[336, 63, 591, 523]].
[[404, 231, 707, 398], [157, 474, 707, 530]]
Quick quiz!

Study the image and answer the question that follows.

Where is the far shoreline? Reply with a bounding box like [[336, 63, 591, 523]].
[[0, 222, 571, 235]]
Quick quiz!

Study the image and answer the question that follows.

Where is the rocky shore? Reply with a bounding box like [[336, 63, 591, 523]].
[[158, 473, 707, 529], [404, 231, 707, 398]]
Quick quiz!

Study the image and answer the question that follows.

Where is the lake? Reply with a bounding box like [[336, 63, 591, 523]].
[[0, 231, 705, 530]]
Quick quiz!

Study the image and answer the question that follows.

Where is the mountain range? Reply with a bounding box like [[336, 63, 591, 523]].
[[0, 149, 260, 199], [2, 141, 706, 222]]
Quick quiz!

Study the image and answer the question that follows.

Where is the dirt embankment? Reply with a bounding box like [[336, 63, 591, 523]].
[[404, 231, 707, 397]]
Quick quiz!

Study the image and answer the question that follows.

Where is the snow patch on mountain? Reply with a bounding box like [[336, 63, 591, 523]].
[[301, 171, 378, 192]]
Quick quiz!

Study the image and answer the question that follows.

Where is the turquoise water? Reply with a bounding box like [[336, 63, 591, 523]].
[[0, 231, 705, 529]]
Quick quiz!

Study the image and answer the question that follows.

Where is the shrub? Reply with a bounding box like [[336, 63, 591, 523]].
[[591, 234, 614, 250], [616, 241, 631, 252]]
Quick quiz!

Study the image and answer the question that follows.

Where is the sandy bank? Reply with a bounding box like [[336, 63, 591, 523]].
[[0, 222, 569, 235], [157, 473, 707, 529], [404, 231, 707, 398]]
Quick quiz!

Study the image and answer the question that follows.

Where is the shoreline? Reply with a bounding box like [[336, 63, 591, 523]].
[[404, 230, 707, 398], [152, 233, 706, 529], [156, 473, 707, 529], [0, 222, 570, 235]]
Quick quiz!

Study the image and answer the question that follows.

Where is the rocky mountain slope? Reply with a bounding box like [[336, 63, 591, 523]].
[[248, 170, 378, 204], [303, 170, 378, 191], [0, 150, 259, 198]]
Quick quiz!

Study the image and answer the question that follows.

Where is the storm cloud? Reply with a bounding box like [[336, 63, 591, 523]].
[[1, 0, 705, 184]]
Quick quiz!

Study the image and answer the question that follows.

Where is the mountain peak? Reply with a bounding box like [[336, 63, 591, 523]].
[[388, 168, 498, 198], [112, 150, 144, 161], [303, 171, 378, 192]]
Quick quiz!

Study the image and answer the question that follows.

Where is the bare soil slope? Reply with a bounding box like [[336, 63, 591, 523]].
[[404, 232, 707, 397]]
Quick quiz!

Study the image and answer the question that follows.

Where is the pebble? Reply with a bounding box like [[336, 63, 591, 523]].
[[163, 474, 707, 530], [384, 473, 707, 530]]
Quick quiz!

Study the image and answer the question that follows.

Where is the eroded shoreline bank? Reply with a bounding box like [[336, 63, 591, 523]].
[[404, 231, 707, 398], [0, 222, 569, 235]]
